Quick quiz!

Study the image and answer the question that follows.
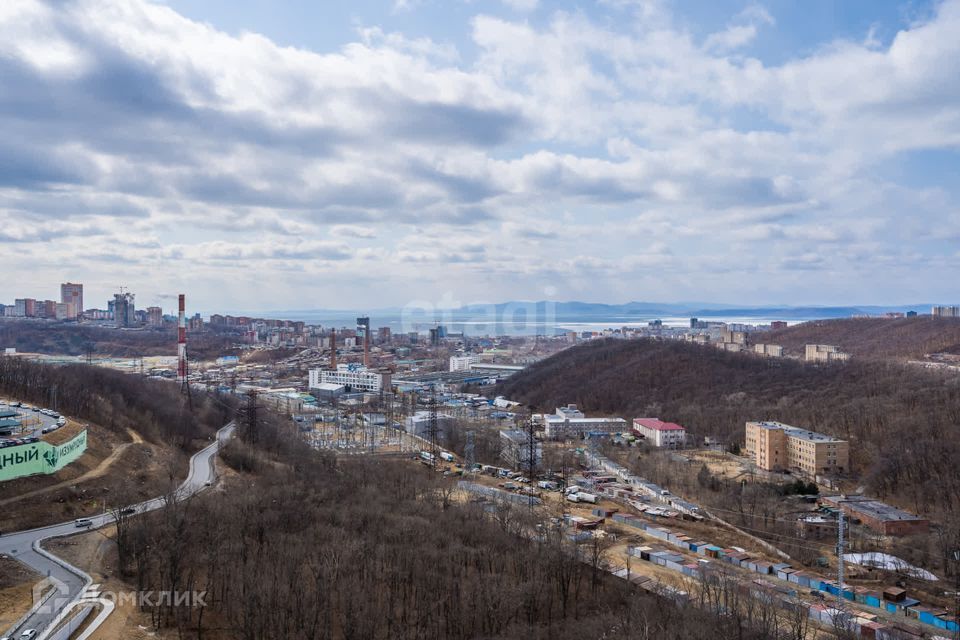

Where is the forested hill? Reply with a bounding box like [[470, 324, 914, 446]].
[[0, 320, 236, 359], [764, 316, 960, 359], [496, 338, 960, 513]]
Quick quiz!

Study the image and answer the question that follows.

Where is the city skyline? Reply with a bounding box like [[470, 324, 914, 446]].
[[1, 0, 959, 310]]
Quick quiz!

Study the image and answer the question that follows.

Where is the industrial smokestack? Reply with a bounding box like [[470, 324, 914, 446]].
[[329, 327, 337, 370], [364, 330, 370, 367], [357, 316, 370, 367], [177, 294, 187, 385]]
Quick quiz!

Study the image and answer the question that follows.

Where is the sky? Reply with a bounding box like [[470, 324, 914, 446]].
[[0, 0, 958, 314]]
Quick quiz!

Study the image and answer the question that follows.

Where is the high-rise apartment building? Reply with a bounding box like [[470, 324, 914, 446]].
[[60, 283, 83, 319], [744, 421, 848, 477], [147, 306, 163, 326], [14, 298, 36, 317], [113, 292, 136, 328], [932, 305, 959, 318]]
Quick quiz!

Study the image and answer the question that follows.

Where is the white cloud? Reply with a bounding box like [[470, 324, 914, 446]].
[[500, 0, 538, 12], [0, 0, 958, 309]]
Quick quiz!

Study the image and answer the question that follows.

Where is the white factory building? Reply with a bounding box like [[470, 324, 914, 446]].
[[308, 364, 391, 393], [405, 411, 455, 439], [537, 404, 628, 439]]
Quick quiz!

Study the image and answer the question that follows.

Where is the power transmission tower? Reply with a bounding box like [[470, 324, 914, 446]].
[[239, 389, 260, 445], [464, 430, 476, 474], [525, 417, 538, 479], [427, 385, 440, 463]]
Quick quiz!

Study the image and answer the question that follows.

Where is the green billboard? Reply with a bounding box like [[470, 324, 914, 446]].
[[0, 429, 88, 482]]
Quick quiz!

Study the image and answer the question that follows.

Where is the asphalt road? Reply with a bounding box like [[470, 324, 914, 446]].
[[0, 422, 234, 638]]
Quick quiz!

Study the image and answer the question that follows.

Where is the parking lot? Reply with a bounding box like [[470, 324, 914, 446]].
[[0, 400, 66, 446]]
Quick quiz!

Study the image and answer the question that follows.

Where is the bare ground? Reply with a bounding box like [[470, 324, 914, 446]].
[[0, 554, 40, 629], [0, 421, 188, 532]]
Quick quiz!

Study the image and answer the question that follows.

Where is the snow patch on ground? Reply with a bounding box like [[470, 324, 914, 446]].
[[843, 553, 938, 581]]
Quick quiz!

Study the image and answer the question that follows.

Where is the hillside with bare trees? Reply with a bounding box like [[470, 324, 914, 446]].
[[0, 320, 237, 359], [764, 316, 960, 359], [496, 338, 960, 518], [0, 357, 234, 449], [113, 413, 796, 640]]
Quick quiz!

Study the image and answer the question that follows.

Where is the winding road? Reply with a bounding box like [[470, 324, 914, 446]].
[[0, 422, 234, 639]]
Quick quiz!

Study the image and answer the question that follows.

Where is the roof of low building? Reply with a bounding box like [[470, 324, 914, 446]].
[[633, 417, 685, 431]]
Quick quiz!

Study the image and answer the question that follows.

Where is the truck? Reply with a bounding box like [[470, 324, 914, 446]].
[[538, 480, 559, 491], [419, 451, 435, 465], [577, 492, 598, 504], [565, 493, 580, 503], [439, 451, 455, 463]]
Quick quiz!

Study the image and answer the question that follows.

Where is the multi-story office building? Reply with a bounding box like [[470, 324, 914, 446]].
[[744, 421, 848, 477], [632, 418, 687, 448], [308, 364, 390, 392], [60, 283, 83, 319]]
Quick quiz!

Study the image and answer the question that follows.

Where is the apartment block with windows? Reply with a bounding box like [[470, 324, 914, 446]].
[[744, 421, 848, 477]]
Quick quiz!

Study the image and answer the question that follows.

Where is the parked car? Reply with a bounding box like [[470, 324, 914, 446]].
[[20, 630, 38, 639]]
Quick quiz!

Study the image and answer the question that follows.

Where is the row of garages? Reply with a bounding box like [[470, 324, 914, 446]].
[[608, 516, 955, 638], [625, 543, 946, 639]]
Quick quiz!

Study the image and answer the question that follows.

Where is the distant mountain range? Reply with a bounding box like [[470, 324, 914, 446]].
[[253, 301, 932, 322]]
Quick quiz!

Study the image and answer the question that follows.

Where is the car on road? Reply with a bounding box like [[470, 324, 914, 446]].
[[20, 630, 38, 639], [74, 518, 93, 528], [119, 506, 137, 515]]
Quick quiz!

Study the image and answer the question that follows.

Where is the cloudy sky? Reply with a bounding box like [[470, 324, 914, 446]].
[[1, 0, 958, 314]]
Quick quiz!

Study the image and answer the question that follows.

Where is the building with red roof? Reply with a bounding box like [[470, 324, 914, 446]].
[[632, 418, 687, 448]]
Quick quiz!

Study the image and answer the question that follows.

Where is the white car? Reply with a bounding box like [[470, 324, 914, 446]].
[[21, 631, 38, 639]]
